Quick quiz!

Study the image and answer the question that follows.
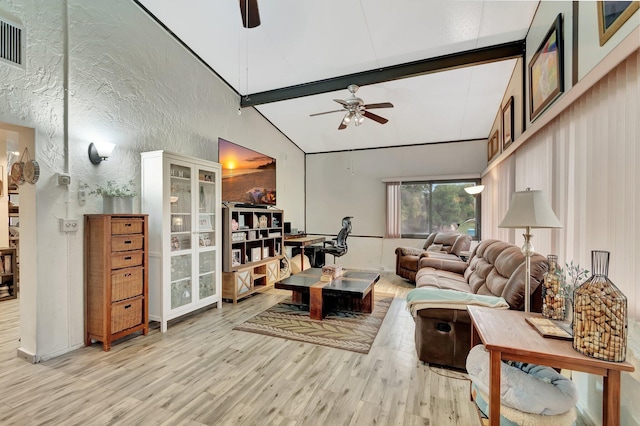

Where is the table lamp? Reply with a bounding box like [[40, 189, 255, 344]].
[[499, 188, 562, 312]]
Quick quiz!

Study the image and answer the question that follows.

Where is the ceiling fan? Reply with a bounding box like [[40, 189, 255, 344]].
[[239, 0, 261, 28], [310, 84, 394, 130]]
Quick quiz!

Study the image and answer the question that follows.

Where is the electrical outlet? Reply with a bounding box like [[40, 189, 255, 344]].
[[59, 218, 79, 232], [57, 173, 71, 185]]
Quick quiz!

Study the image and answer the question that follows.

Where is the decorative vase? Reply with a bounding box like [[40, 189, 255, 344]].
[[542, 255, 565, 320], [572, 251, 628, 362], [103, 196, 133, 214]]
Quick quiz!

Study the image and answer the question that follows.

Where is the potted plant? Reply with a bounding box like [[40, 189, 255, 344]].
[[90, 179, 137, 214]]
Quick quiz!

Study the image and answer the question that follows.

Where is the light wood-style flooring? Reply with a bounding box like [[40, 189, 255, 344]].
[[0, 274, 482, 425]]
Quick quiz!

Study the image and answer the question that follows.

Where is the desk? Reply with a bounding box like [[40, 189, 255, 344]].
[[467, 306, 634, 426], [283, 236, 325, 272]]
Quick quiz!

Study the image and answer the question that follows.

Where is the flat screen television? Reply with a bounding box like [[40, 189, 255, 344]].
[[218, 138, 276, 206]]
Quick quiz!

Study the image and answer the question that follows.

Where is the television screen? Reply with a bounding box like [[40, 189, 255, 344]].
[[218, 138, 276, 205]]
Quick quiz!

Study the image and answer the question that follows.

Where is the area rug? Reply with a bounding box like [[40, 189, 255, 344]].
[[233, 294, 394, 354]]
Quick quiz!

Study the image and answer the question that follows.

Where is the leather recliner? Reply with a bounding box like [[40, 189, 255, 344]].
[[411, 239, 548, 370], [395, 232, 472, 282]]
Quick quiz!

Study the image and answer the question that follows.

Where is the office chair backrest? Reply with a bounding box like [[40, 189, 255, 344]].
[[335, 216, 353, 249]]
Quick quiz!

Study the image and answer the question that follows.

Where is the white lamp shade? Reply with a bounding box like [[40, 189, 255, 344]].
[[499, 189, 563, 229], [464, 185, 485, 195]]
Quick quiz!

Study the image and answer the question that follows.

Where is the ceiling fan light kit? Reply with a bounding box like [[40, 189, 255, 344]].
[[311, 84, 393, 130]]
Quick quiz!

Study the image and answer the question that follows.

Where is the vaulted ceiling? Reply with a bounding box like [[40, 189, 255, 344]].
[[136, 0, 539, 153]]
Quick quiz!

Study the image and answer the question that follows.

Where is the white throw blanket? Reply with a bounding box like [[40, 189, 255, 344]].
[[405, 287, 509, 317]]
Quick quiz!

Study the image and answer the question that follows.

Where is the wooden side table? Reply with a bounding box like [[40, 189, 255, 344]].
[[467, 306, 634, 426]]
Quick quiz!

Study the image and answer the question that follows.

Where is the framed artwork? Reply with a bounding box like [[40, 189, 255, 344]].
[[529, 14, 564, 121], [502, 96, 514, 150], [487, 130, 500, 162], [231, 249, 242, 266], [199, 214, 213, 231], [597, 1, 639, 46]]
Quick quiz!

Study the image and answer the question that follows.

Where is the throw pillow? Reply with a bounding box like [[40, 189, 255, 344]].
[[426, 244, 443, 252], [399, 247, 423, 256]]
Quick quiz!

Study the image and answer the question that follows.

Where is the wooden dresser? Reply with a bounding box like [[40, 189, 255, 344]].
[[84, 214, 149, 351]]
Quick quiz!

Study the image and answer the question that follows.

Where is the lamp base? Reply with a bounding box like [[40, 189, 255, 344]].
[[521, 227, 533, 313]]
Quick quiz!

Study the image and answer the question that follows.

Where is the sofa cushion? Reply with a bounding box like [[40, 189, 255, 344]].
[[421, 232, 438, 250], [426, 244, 443, 252]]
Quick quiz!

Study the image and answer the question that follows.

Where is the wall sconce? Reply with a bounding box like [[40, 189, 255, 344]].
[[464, 184, 485, 195], [88, 142, 115, 165]]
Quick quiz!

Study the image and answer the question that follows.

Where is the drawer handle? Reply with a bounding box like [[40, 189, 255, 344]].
[[124, 273, 132, 277], [124, 223, 132, 227], [124, 256, 132, 260], [124, 240, 132, 244], [124, 304, 132, 309]]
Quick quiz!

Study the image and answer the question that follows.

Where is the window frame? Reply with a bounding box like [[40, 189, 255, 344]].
[[387, 178, 482, 240]]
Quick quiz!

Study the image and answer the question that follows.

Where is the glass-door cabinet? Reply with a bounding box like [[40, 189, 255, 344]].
[[142, 151, 222, 332]]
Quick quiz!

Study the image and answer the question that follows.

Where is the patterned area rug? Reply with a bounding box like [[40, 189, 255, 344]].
[[234, 295, 394, 354]]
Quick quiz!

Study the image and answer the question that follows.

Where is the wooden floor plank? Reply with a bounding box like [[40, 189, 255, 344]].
[[0, 273, 484, 425]]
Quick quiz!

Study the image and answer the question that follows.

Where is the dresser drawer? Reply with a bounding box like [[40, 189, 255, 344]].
[[112, 234, 144, 252], [111, 218, 144, 235], [111, 296, 143, 333], [111, 267, 144, 302], [111, 250, 143, 269]]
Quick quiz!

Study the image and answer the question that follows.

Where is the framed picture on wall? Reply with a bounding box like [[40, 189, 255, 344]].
[[487, 130, 500, 162], [529, 13, 564, 121], [502, 96, 514, 150], [597, 1, 639, 46]]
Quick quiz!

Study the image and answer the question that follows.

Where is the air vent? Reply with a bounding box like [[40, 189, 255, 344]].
[[0, 18, 23, 68]]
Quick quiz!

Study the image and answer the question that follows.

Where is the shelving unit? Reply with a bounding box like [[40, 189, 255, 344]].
[[0, 247, 17, 301], [222, 205, 284, 303], [141, 150, 222, 332]]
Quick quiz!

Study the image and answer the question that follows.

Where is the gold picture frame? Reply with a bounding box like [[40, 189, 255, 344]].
[[529, 14, 564, 121], [597, 1, 639, 46], [502, 96, 514, 151], [487, 130, 500, 162]]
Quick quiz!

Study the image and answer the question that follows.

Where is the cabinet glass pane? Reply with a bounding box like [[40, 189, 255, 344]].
[[171, 254, 192, 282], [171, 279, 192, 309], [199, 250, 215, 274], [199, 273, 215, 299], [170, 163, 192, 253], [198, 169, 216, 215]]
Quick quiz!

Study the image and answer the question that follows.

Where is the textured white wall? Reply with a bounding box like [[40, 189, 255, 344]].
[[0, 0, 304, 360], [305, 140, 486, 271]]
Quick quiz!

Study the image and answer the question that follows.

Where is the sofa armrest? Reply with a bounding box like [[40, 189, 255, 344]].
[[396, 247, 424, 256], [419, 256, 468, 274]]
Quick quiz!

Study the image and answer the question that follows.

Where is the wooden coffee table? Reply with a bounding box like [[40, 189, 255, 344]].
[[275, 268, 380, 320]]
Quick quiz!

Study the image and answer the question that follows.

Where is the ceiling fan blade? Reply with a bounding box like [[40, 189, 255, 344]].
[[310, 109, 344, 117], [363, 102, 394, 109], [239, 0, 261, 28], [333, 99, 349, 107], [363, 110, 389, 124]]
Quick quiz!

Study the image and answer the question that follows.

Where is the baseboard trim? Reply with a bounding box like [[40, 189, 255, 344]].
[[16, 347, 37, 364]]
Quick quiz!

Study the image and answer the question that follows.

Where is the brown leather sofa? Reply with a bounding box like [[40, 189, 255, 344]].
[[395, 232, 472, 282], [410, 239, 548, 370]]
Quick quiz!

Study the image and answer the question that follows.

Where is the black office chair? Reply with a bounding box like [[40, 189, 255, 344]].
[[320, 216, 353, 264]]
